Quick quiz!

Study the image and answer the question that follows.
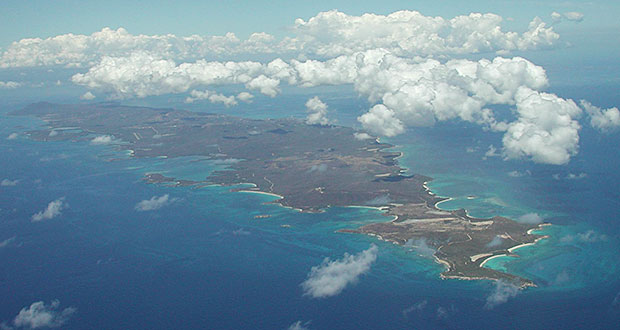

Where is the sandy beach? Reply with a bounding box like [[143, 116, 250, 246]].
[[470, 253, 493, 262], [479, 254, 508, 267], [434, 197, 453, 208], [238, 190, 284, 199]]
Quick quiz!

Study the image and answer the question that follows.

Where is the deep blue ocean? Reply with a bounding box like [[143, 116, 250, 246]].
[[1, 82, 620, 329]]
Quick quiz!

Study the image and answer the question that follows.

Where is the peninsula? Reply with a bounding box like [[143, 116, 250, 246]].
[[14, 102, 546, 287]]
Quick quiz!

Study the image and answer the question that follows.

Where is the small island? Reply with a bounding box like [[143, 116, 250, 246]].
[[14, 102, 547, 287]]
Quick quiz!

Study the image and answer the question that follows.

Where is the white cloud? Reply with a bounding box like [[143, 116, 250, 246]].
[[402, 300, 427, 318], [236, 92, 254, 103], [466, 146, 478, 153], [135, 194, 175, 211], [90, 135, 114, 145], [10, 300, 76, 329], [245, 74, 280, 97], [567, 172, 587, 180], [301, 244, 378, 298], [552, 172, 587, 180], [292, 10, 559, 57], [0, 27, 280, 69], [185, 90, 238, 107], [31, 197, 67, 222], [561, 230, 607, 243], [2, 10, 608, 165], [0, 81, 21, 89], [71, 52, 267, 99], [484, 145, 501, 159], [0, 236, 16, 248], [516, 212, 544, 224], [0, 12, 561, 69], [353, 132, 373, 140], [486, 235, 504, 248], [1, 179, 19, 186], [405, 238, 436, 258], [80, 91, 96, 100], [287, 320, 311, 330], [305, 96, 330, 125], [484, 281, 520, 309], [358, 104, 404, 137], [7, 133, 18, 140], [502, 88, 581, 165], [308, 163, 328, 173], [507, 170, 530, 177], [65, 51, 598, 164], [581, 100, 620, 132], [552, 11, 584, 23]]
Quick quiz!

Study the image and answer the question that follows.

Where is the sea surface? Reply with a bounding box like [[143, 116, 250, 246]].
[[1, 87, 619, 329]]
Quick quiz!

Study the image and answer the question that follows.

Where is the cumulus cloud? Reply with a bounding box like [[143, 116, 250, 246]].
[[90, 135, 114, 145], [358, 104, 404, 137], [31, 197, 67, 222], [245, 75, 280, 97], [8, 300, 76, 329], [353, 132, 373, 140], [581, 100, 620, 132], [134, 194, 176, 211], [68, 48, 593, 164], [287, 320, 311, 330], [0, 12, 561, 68], [552, 11, 584, 23], [292, 10, 559, 57], [1, 10, 608, 165], [516, 212, 544, 224], [0, 81, 21, 89], [236, 92, 254, 103], [0, 27, 281, 68], [1, 179, 19, 186], [305, 96, 330, 125], [301, 244, 378, 298], [502, 88, 581, 165], [185, 90, 238, 107], [80, 91, 96, 100], [71, 52, 268, 99], [484, 281, 520, 309]]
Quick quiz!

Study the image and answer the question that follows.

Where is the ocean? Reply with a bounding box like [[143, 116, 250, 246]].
[[1, 86, 619, 329]]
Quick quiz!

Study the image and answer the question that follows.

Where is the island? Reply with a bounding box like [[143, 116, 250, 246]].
[[13, 102, 547, 287]]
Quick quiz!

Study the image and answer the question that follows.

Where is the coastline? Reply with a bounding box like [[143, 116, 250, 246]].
[[479, 224, 551, 268], [237, 190, 284, 199], [479, 254, 509, 268]]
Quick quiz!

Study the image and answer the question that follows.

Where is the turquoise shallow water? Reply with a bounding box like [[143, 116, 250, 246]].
[[1, 101, 620, 329], [389, 122, 620, 294]]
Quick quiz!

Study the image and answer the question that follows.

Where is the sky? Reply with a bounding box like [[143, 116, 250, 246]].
[[1, 0, 619, 47], [1, 0, 619, 166]]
